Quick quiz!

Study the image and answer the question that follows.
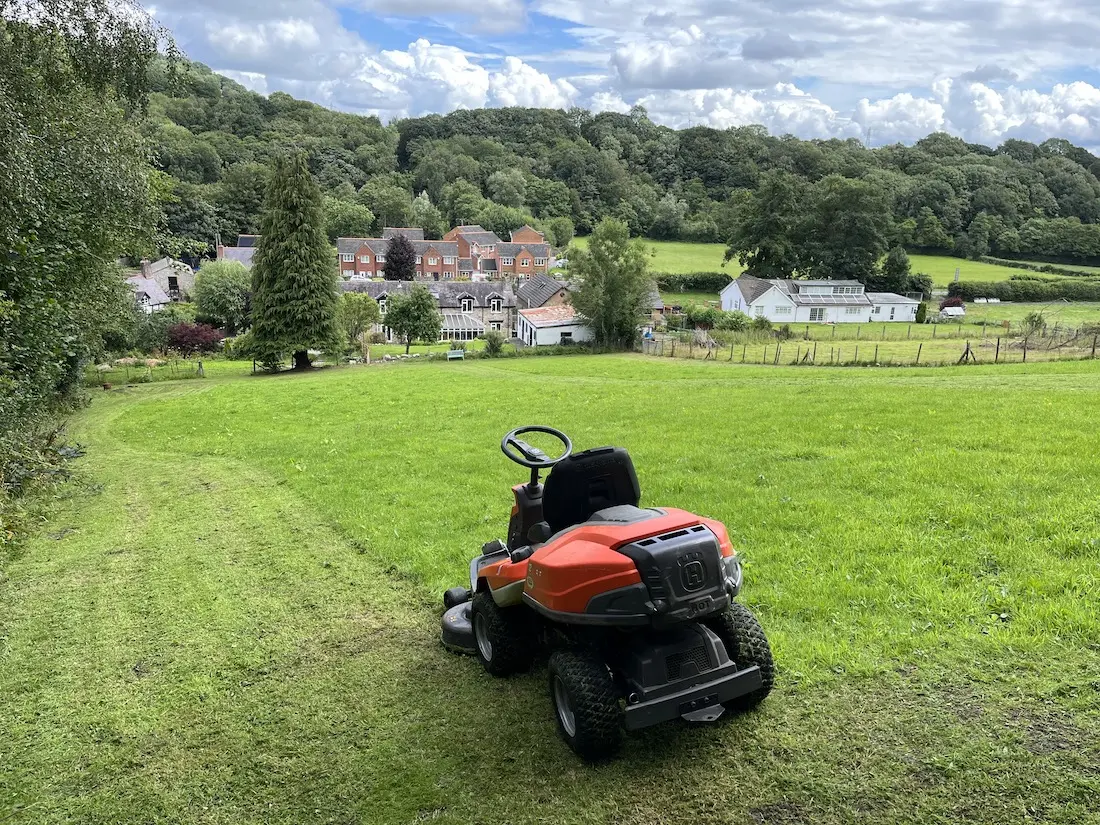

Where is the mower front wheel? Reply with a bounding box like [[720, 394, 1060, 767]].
[[547, 649, 623, 761], [470, 591, 534, 677], [706, 601, 775, 712]]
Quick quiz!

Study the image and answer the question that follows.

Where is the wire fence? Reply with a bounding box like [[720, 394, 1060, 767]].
[[640, 329, 1100, 368]]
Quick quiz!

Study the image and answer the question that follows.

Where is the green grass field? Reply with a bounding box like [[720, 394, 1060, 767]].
[[4, 357, 1100, 823], [574, 238, 1056, 287]]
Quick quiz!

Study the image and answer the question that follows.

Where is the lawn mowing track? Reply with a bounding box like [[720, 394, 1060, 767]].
[[1, 357, 1098, 824]]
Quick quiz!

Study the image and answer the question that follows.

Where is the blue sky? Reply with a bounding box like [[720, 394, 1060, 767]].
[[147, 0, 1100, 148]]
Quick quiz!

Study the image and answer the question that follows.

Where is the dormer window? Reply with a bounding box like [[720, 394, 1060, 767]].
[[490, 297, 502, 312], [378, 297, 387, 314], [460, 297, 474, 312]]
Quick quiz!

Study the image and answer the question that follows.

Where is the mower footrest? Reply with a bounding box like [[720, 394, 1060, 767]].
[[623, 664, 762, 731]]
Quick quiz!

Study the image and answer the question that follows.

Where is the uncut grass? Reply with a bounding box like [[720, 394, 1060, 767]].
[[3, 357, 1099, 823]]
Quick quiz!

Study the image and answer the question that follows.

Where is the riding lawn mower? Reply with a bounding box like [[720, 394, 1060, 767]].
[[441, 426, 774, 761]]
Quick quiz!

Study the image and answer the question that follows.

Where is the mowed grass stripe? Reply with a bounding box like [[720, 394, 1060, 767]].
[[2, 358, 1099, 823]]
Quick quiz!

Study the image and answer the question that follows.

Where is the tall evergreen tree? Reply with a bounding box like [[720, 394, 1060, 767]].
[[250, 152, 340, 370], [384, 234, 417, 281]]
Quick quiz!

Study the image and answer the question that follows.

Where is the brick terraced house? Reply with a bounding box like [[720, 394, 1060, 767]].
[[340, 280, 518, 341], [337, 234, 460, 281]]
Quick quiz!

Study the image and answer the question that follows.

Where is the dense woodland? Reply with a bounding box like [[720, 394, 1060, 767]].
[[149, 60, 1100, 268]]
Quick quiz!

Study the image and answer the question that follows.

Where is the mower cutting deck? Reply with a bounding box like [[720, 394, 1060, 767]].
[[441, 426, 774, 761]]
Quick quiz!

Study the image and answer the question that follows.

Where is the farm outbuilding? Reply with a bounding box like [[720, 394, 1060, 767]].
[[517, 305, 593, 347]]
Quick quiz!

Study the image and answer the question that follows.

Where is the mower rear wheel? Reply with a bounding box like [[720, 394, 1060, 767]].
[[706, 602, 775, 712], [470, 591, 534, 677], [547, 649, 623, 761]]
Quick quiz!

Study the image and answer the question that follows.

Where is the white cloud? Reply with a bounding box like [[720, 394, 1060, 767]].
[[489, 56, 577, 109]]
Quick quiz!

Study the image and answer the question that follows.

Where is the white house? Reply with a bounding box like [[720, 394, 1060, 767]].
[[517, 305, 593, 347], [125, 276, 171, 314], [721, 276, 918, 323]]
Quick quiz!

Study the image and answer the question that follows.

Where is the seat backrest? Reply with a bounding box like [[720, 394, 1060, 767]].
[[542, 446, 641, 534]]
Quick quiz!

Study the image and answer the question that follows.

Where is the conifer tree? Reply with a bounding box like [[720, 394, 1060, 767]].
[[384, 234, 417, 281], [250, 152, 341, 370]]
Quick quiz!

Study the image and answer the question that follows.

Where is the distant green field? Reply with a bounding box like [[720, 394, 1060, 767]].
[[573, 238, 1049, 286]]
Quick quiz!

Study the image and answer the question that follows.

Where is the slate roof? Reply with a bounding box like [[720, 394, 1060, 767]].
[[510, 225, 544, 240], [733, 276, 873, 307], [458, 258, 475, 271], [460, 231, 504, 247], [517, 273, 568, 308], [220, 247, 256, 268], [731, 276, 773, 306], [519, 305, 580, 328], [126, 276, 171, 306], [498, 242, 550, 258], [383, 227, 425, 240], [867, 292, 920, 304], [339, 281, 516, 308], [336, 237, 458, 257]]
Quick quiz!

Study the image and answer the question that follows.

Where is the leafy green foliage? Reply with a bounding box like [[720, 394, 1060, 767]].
[[950, 277, 1100, 302], [385, 286, 442, 354], [545, 217, 575, 248], [384, 234, 417, 281], [322, 197, 375, 243], [568, 219, 655, 349], [250, 152, 341, 370], [483, 329, 505, 356], [337, 292, 381, 349], [193, 260, 251, 334], [410, 192, 447, 239], [915, 302, 929, 324]]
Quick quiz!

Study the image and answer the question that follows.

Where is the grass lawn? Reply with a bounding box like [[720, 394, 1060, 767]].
[[573, 238, 1054, 287], [3, 357, 1100, 823]]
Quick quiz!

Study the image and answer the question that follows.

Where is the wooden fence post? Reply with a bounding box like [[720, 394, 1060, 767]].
[[1022, 339, 1028, 362], [995, 337, 1001, 363], [854, 345, 859, 363], [857, 325, 862, 339], [795, 345, 801, 364], [742, 345, 747, 363], [774, 345, 782, 365], [915, 343, 923, 364], [906, 324, 911, 340], [874, 344, 879, 363], [812, 342, 817, 363], [832, 325, 837, 339], [1092, 335, 1098, 359], [933, 325, 938, 339], [671, 340, 675, 358], [763, 346, 768, 364], [729, 342, 735, 361], [804, 325, 810, 340]]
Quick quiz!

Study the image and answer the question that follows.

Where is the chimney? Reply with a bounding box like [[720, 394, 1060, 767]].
[[140, 258, 151, 277]]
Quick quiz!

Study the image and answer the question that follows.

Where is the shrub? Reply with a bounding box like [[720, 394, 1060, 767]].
[[940, 296, 965, 310], [751, 316, 773, 333], [483, 330, 505, 356], [716, 310, 750, 331], [134, 303, 197, 353], [948, 278, 1100, 302], [166, 323, 225, 356], [1022, 312, 1047, 336], [369, 332, 387, 344], [449, 340, 466, 351], [684, 303, 722, 329], [915, 302, 928, 324]]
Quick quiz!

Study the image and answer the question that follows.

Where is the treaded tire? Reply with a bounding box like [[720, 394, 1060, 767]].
[[706, 601, 775, 711], [547, 649, 623, 761], [470, 591, 534, 677]]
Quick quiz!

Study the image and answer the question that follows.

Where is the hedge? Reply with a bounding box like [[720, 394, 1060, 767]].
[[980, 256, 1100, 279], [948, 279, 1100, 302], [654, 272, 735, 293]]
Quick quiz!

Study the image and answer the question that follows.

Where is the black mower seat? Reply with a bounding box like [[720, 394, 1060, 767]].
[[542, 446, 641, 534]]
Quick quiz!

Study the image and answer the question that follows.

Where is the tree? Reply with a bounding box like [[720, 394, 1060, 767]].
[[487, 168, 527, 207], [337, 292, 381, 349], [322, 196, 375, 243], [880, 246, 912, 292], [567, 218, 654, 349], [802, 175, 889, 281], [410, 192, 447, 239], [385, 286, 441, 354], [250, 152, 341, 370], [214, 162, 270, 240], [441, 179, 487, 226], [193, 260, 251, 334], [384, 234, 417, 281], [476, 202, 537, 239], [483, 329, 505, 356], [915, 207, 953, 249], [725, 171, 806, 279], [357, 178, 413, 230], [546, 216, 575, 248], [651, 193, 688, 239]]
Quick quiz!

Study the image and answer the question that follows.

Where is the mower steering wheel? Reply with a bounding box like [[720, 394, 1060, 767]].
[[501, 426, 573, 469]]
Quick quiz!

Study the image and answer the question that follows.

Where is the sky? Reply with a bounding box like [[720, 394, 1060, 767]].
[[145, 0, 1100, 148]]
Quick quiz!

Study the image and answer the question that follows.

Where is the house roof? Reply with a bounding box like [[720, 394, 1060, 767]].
[[941, 306, 966, 316], [220, 247, 255, 268], [339, 280, 516, 308], [734, 276, 873, 307], [510, 225, 544, 239], [454, 225, 486, 232], [458, 258, 475, 271], [383, 227, 425, 240], [441, 312, 485, 333], [732, 276, 773, 306], [126, 276, 170, 305], [519, 305, 581, 328], [236, 234, 259, 248], [498, 242, 550, 258], [336, 237, 458, 257], [143, 257, 191, 276], [479, 258, 498, 272], [461, 231, 504, 247], [867, 292, 920, 305], [517, 272, 568, 308]]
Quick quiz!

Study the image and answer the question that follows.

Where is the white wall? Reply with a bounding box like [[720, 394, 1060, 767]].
[[870, 302, 919, 322], [720, 282, 746, 312], [788, 305, 873, 324], [518, 316, 593, 346]]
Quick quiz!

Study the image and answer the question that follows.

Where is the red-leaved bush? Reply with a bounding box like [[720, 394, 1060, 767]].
[[167, 322, 225, 355], [939, 296, 965, 310]]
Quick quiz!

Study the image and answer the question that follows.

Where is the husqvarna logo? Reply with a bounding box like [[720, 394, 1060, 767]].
[[680, 558, 706, 591]]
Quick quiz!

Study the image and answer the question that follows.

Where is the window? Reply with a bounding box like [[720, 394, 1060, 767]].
[[428, 257, 439, 265], [378, 297, 387, 314], [753, 306, 766, 317], [535, 257, 547, 266], [360, 255, 370, 263], [490, 321, 501, 331], [890, 307, 896, 320], [501, 256, 515, 266], [774, 306, 791, 316], [519, 259, 530, 268], [809, 308, 826, 322], [845, 307, 861, 316], [486, 245, 495, 252], [416, 256, 422, 264], [167, 276, 179, 292], [490, 297, 502, 312], [560, 332, 573, 344], [460, 297, 474, 312], [341, 254, 354, 262], [443, 256, 455, 265], [376, 255, 386, 263], [872, 306, 881, 315], [833, 286, 862, 295]]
